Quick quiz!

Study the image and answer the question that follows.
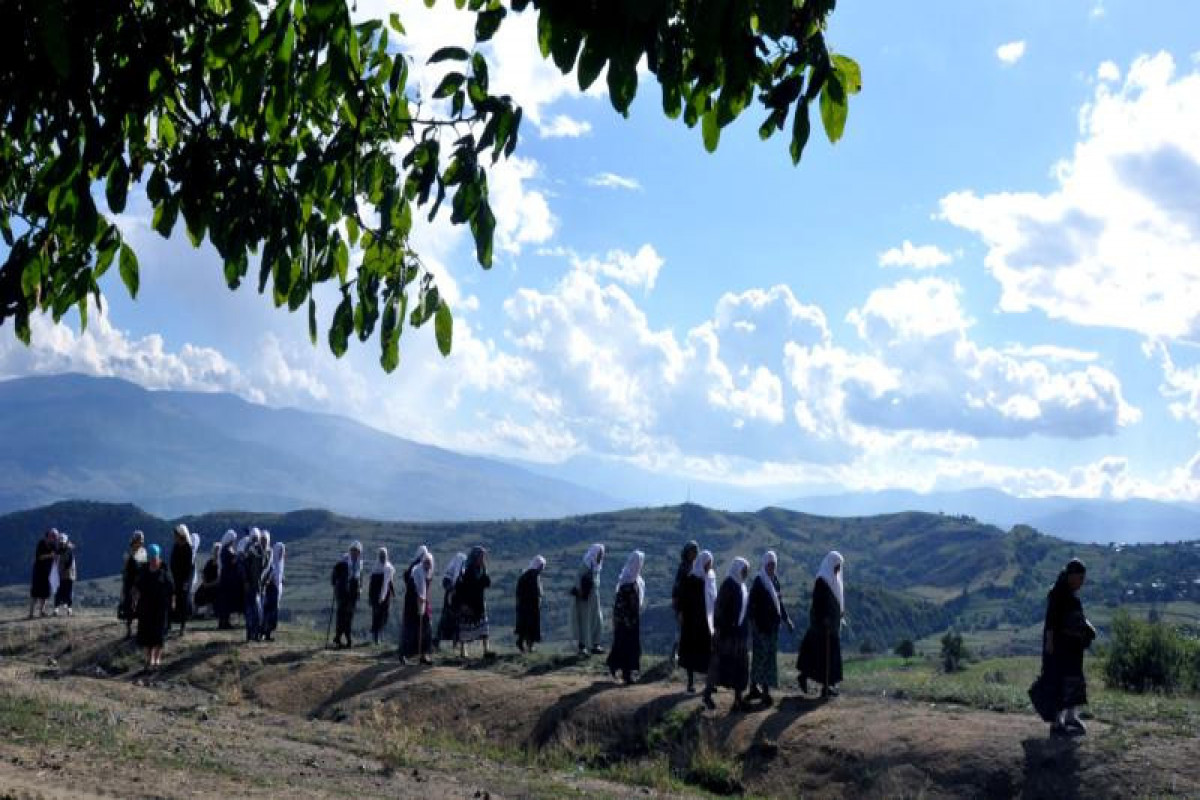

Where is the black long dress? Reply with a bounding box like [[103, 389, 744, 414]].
[[456, 567, 491, 643], [1039, 576, 1091, 713], [169, 540, 194, 625], [30, 539, 54, 600], [710, 578, 749, 691], [677, 574, 712, 673], [436, 576, 459, 646], [119, 551, 142, 622], [606, 583, 642, 681], [796, 578, 843, 687], [135, 567, 174, 648], [218, 546, 242, 625], [514, 568, 542, 646], [194, 558, 219, 611], [401, 568, 432, 657]]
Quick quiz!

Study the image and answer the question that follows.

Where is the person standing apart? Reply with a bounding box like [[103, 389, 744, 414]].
[[1041, 559, 1095, 736], [671, 541, 699, 664], [52, 534, 76, 617], [29, 528, 58, 619], [797, 551, 844, 698], [704, 557, 752, 712], [747, 551, 794, 706], [571, 543, 606, 656], [369, 547, 396, 645], [436, 552, 466, 650], [331, 541, 363, 649], [455, 547, 493, 659], [135, 545, 174, 670], [514, 556, 546, 653], [261, 542, 285, 641], [607, 550, 646, 685], [119, 531, 148, 637], [678, 550, 716, 693], [169, 525, 195, 636]]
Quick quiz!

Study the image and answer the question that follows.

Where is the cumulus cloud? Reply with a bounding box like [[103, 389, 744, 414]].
[[941, 53, 1200, 340], [1097, 60, 1121, 82], [996, 41, 1027, 65], [488, 156, 556, 255], [878, 240, 954, 270], [571, 245, 664, 291], [586, 172, 642, 191], [540, 115, 592, 138]]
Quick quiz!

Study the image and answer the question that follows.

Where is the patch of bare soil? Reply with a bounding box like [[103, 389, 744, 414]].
[[0, 612, 1196, 799]]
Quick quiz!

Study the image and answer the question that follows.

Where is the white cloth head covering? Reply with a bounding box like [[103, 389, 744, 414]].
[[691, 550, 717, 632], [344, 541, 363, 579], [444, 552, 467, 584], [816, 551, 845, 613], [758, 551, 781, 616], [617, 550, 646, 608], [174, 523, 190, 538], [411, 551, 435, 601], [261, 530, 271, 548], [372, 547, 395, 601], [727, 557, 751, 626], [583, 543, 605, 572], [236, 535, 250, 555], [527, 555, 547, 572], [270, 542, 286, 595], [221, 529, 236, 547], [190, 531, 202, 592]]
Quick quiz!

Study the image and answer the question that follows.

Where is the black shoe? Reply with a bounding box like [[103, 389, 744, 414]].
[[762, 692, 774, 707], [746, 686, 763, 701], [798, 675, 809, 694], [1065, 717, 1087, 735], [1050, 722, 1069, 737]]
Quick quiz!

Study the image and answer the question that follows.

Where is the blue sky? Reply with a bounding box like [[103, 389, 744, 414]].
[[4, 0, 1200, 504]]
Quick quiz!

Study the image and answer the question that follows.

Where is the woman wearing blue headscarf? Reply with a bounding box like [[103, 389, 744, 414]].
[[135, 544, 174, 669]]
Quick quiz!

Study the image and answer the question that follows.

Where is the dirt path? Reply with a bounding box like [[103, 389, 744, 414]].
[[0, 612, 1195, 799]]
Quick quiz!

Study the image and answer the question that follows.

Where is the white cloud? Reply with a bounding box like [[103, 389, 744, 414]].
[[572, 245, 664, 291], [847, 278, 969, 345], [878, 240, 954, 270], [1000, 344, 1098, 363], [586, 172, 642, 191], [1147, 340, 1200, 426], [540, 114, 592, 138], [996, 41, 1027, 65], [941, 53, 1200, 340], [1097, 60, 1121, 83], [488, 156, 556, 255]]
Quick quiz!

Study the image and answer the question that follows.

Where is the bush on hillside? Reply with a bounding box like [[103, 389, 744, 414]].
[[940, 631, 970, 673], [1104, 611, 1195, 693], [894, 639, 916, 659]]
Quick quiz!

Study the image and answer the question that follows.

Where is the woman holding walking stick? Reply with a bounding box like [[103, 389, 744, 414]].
[[796, 551, 844, 698]]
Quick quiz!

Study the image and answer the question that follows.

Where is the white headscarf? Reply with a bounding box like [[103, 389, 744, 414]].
[[527, 555, 547, 572], [344, 542, 363, 579], [211, 543, 222, 579], [220, 529, 236, 548], [444, 552, 467, 584], [583, 543, 605, 573], [758, 551, 781, 616], [372, 547, 395, 600], [617, 550, 646, 608], [190, 531, 202, 592], [411, 544, 430, 567], [261, 530, 271, 551], [816, 551, 845, 613], [727, 557, 751, 626], [236, 535, 250, 555], [690, 550, 718, 633], [411, 552, 434, 601], [270, 542, 286, 595]]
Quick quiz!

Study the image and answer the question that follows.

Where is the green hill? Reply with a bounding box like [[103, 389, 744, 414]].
[[4, 501, 1198, 652]]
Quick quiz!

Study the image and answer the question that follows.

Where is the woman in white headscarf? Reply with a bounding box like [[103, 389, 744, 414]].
[[703, 557, 752, 712], [169, 524, 195, 635], [330, 541, 363, 649], [514, 556, 546, 653], [570, 543, 606, 656], [402, 546, 436, 664], [216, 530, 240, 630], [606, 550, 645, 684], [797, 551, 844, 698], [194, 543, 221, 615], [454, 546, 492, 659], [261, 542, 286, 642], [52, 533, 76, 617], [119, 531, 148, 638], [369, 547, 396, 645], [678, 550, 716, 693], [747, 551, 794, 706], [435, 552, 466, 649]]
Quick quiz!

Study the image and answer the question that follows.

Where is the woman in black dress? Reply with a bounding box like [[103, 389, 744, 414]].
[[797, 551, 844, 698], [169, 525, 195, 635], [216, 530, 241, 630], [436, 552, 466, 649], [1039, 559, 1095, 735], [119, 531, 147, 637], [671, 540, 699, 663], [747, 550, 794, 706], [455, 546, 492, 658], [678, 549, 715, 693], [135, 545, 174, 669], [401, 547, 434, 664], [369, 547, 396, 645], [514, 555, 546, 653], [194, 544, 220, 615], [607, 550, 645, 684], [29, 528, 58, 619], [703, 557, 752, 712]]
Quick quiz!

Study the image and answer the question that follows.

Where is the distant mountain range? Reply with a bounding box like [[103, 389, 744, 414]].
[[0, 374, 619, 521], [779, 488, 1200, 545]]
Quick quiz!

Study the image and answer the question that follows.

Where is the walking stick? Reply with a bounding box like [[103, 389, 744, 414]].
[[324, 586, 336, 650]]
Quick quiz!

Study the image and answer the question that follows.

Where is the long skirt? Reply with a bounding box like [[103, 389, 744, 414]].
[[606, 620, 641, 679], [371, 600, 391, 639], [136, 605, 170, 649], [436, 591, 458, 645], [571, 594, 603, 650], [335, 599, 356, 641], [262, 584, 281, 636], [31, 570, 51, 601], [710, 631, 749, 691], [750, 627, 780, 688], [457, 607, 490, 643], [171, 583, 192, 624], [797, 626, 843, 687], [54, 579, 74, 609], [1042, 646, 1088, 712], [402, 613, 433, 657]]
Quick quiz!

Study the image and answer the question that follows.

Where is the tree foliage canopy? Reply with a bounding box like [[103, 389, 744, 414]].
[[0, 0, 858, 372]]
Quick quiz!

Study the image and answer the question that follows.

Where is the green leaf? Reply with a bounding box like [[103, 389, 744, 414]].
[[308, 296, 318, 344], [35, 0, 70, 78], [789, 101, 811, 165], [606, 56, 637, 115], [434, 301, 453, 356], [380, 300, 400, 371], [118, 243, 139, 299], [309, 0, 343, 26], [158, 114, 177, 148], [470, 202, 495, 267], [577, 35, 606, 92], [329, 295, 353, 357], [105, 158, 129, 213], [819, 75, 848, 143], [388, 13, 405, 34], [475, 8, 505, 42], [334, 239, 349, 282], [701, 109, 721, 153], [276, 22, 296, 66], [832, 55, 862, 95], [152, 199, 178, 238], [428, 46, 469, 64], [433, 72, 465, 99]]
